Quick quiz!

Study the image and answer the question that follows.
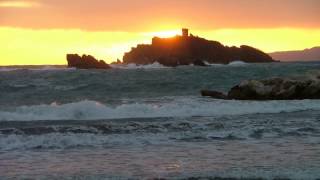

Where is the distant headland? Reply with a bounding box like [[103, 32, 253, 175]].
[[270, 46, 320, 62], [67, 28, 275, 69]]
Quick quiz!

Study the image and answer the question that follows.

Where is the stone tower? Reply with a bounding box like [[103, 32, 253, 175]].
[[182, 28, 189, 37]]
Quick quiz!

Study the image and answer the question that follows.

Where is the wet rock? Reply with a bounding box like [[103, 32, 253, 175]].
[[202, 74, 320, 100]]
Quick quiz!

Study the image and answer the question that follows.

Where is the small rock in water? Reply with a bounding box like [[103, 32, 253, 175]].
[[66, 54, 111, 69]]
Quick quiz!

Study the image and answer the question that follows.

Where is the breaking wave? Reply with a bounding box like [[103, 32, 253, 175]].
[[110, 62, 168, 69], [204, 61, 248, 66], [228, 61, 248, 66], [1, 97, 320, 121], [0, 133, 152, 150], [1, 120, 319, 150], [0, 132, 247, 150]]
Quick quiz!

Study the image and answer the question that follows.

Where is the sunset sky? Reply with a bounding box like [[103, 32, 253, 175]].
[[1, 0, 320, 65]]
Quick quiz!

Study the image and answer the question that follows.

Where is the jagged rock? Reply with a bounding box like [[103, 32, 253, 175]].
[[111, 59, 122, 65], [202, 74, 320, 100], [123, 29, 275, 67], [66, 54, 111, 69]]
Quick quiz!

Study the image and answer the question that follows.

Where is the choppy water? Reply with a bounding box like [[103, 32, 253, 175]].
[[1, 62, 320, 179]]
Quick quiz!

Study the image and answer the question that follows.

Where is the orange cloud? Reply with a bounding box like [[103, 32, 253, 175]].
[[0, 0, 319, 31]]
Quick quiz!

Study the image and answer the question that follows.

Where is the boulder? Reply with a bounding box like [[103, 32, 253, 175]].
[[202, 74, 320, 100], [66, 54, 111, 69]]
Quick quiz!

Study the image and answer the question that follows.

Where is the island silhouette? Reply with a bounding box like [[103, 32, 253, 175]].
[[67, 28, 275, 69]]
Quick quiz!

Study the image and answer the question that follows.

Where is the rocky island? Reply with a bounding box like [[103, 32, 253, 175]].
[[123, 28, 275, 66], [66, 54, 111, 69]]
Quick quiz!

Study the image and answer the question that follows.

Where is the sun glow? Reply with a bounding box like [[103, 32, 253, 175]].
[[145, 30, 182, 38], [1, 27, 320, 65], [0, 1, 40, 8]]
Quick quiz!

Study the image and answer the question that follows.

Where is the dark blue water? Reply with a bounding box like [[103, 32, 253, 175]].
[[0, 62, 320, 179]]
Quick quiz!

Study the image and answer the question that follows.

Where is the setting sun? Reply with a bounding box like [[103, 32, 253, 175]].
[[144, 30, 181, 38], [1, 27, 320, 65]]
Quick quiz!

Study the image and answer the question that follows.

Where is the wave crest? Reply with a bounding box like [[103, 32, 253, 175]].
[[1, 98, 320, 121], [228, 61, 248, 66]]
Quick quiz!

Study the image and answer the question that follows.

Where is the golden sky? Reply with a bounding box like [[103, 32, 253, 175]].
[[1, 0, 320, 65]]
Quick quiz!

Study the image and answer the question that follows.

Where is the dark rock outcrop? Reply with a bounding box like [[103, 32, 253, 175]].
[[67, 54, 111, 69], [123, 29, 275, 67], [202, 74, 320, 100]]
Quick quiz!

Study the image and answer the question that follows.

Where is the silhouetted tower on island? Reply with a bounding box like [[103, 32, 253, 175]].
[[182, 28, 189, 37]]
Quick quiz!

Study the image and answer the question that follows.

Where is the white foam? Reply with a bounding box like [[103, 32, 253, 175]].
[[110, 62, 168, 69], [1, 97, 320, 121], [1, 134, 120, 150], [204, 61, 224, 66], [228, 61, 248, 66], [0, 132, 169, 150], [204, 61, 248, 66]]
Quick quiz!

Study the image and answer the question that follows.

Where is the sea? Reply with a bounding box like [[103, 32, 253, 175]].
[[0, 61, 320, 179]]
